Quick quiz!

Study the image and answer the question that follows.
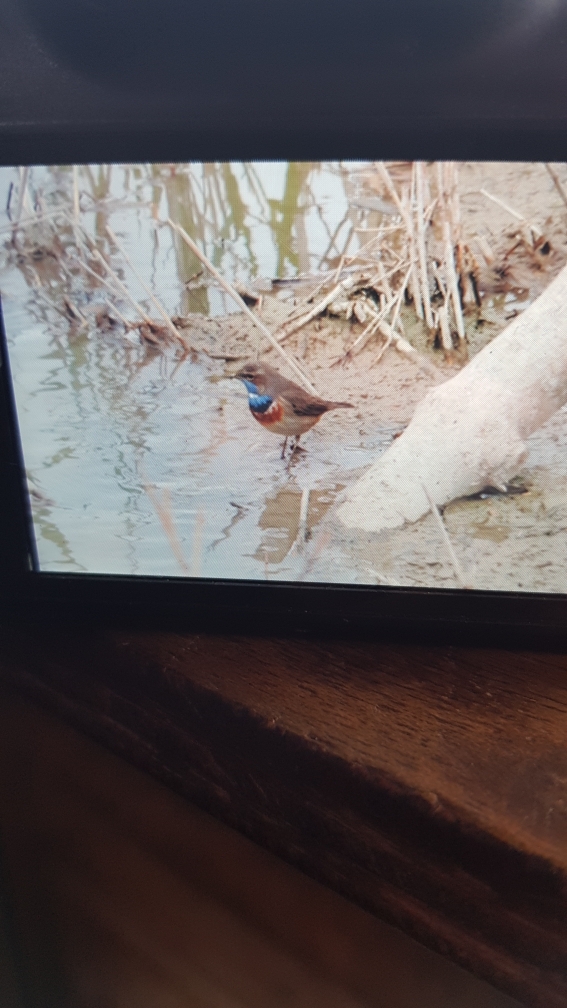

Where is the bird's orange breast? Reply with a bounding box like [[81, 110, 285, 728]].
[[251, 397, 323, 437], [251, 399, 284, 426]]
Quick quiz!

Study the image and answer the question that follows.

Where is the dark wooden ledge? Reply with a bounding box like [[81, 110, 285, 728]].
[[1, 621, 566, 1007]]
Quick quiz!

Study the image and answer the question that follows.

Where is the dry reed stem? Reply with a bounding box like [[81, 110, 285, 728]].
[[375, 162, 411, 229], [70, 166, 86, 264], [366, 260, 405, 286], [298, 523, 334, 582], [62, 296, 88, 325], [298, 487, 310, 534], [377, 258, 392, 301], [409, 166, 424, 322], [389, 264, 413, 335], [447, 163, 463, 273], [72, 166, 80, 224], [424, 197, 438, 224], [344, 308, 388, 359], [479, 188, 542, 240], [366, 567, 397, 586], [50, 258, 89, 325], [476, 234, 495, 266], [143, 482, 189, 575], [443, 221, 465, 343], [436, 165, 464, 340], [372, 327, 393, 366], [102, 301, 131, 328], [421, 483, 470, 589], [347, 226, 400, 262], [432, 262, 447, 298], [0, 208, 64, 236], [401, 177, 423, 323], [332, 224, 356, 284], [437, 302, 453, 352], [343, 268, 410, 361], [290, 487, 311, 553], [282, 274, 335, 323], [191, 511, 205, 578], [279, 275, 359, 341], [411, 263, 423, 323], [26, 266, 84, 324], [544, 163, 567, 211], [89, 246, 155, 326], [334, 261, 412, 364], [409, 265, 423, 320], [436, 162, 446, 214], [166, 218, 318, 395], [415, 162, 434, 329], [106, 225, 189, 350], [13, 167, 30, 228], [68, 252, 137, 326], [59, 211, 155, 327], [377, 320, 443, 380], [331, 252, 348, 287]]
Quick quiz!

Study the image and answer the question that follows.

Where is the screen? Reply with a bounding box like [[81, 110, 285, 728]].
[[2, 160, 567, 594]]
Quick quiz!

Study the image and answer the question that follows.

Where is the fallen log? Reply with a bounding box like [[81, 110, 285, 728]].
[[338, 262, 567, 532]]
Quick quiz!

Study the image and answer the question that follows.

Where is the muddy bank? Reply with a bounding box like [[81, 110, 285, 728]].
[[307, 459, 567, 593]]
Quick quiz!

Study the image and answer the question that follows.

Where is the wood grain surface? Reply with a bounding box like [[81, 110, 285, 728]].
[[0, 687, 520, 1008], [0, 620, 565, 1006]]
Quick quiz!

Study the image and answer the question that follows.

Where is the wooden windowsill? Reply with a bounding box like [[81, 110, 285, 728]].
[[0, 620, 566, 1007]]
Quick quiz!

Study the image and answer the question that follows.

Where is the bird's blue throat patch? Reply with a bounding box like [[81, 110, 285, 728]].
[[239, 378, 272, 413], [248, 393, 273, 413]]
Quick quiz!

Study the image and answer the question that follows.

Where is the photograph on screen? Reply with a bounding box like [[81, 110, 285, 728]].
[[1, 160, 567, 593]]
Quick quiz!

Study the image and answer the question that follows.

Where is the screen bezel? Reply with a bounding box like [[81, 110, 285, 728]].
[[3, 129, 567, 639]]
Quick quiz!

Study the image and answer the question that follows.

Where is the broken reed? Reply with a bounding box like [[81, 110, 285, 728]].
[[280, 161, 474, 362], [7, 161, 551, 373]]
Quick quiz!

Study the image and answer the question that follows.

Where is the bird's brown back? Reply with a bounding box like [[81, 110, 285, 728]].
[[284, 391, 353, 417]]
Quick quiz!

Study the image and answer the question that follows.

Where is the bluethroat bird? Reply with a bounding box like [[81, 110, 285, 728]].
[[234, 360, 354, 466]]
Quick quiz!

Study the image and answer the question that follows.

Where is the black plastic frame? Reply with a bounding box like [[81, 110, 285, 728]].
[[3, 130, 567, 641]]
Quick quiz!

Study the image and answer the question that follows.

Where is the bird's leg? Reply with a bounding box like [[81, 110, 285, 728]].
[[281, 437, 288, 459], [286, 435, 301, 472]]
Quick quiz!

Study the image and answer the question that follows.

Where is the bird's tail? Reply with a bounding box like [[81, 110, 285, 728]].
[[326, 401, 354, 410]]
